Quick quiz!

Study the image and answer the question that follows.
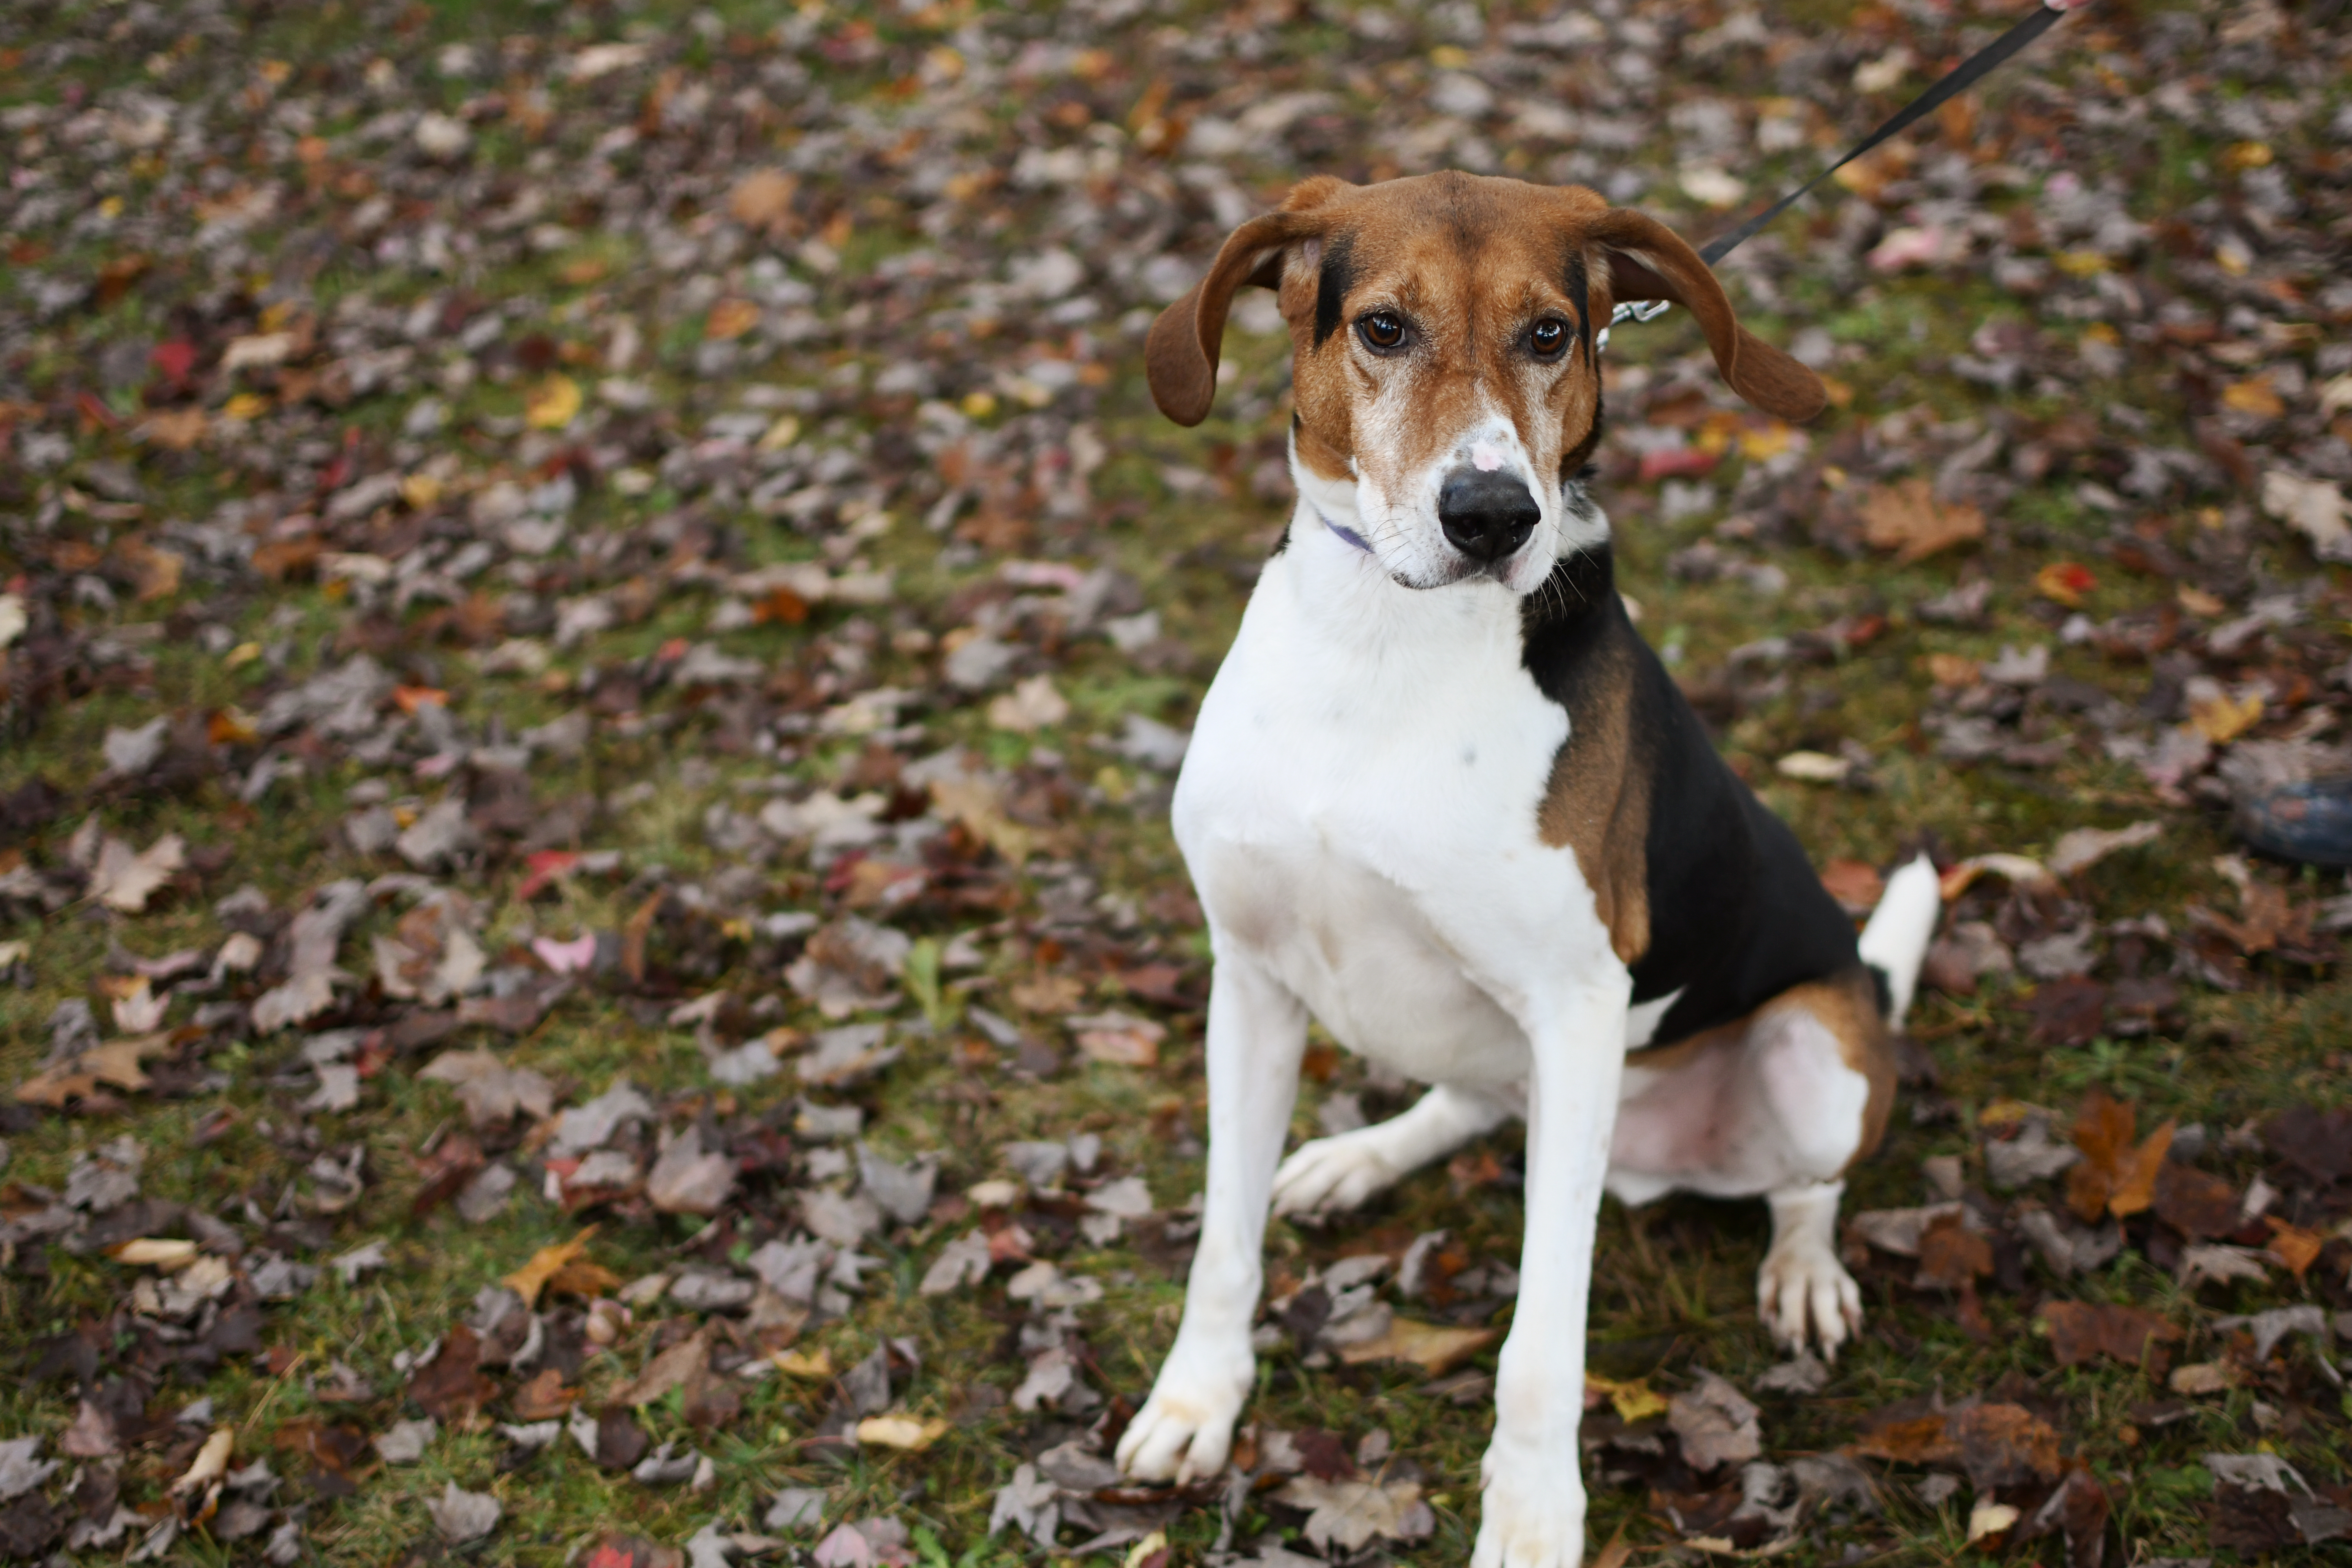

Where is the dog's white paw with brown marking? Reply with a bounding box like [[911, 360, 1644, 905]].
[[1269, 1130, 1404, 1217], [1115, 1336, 1255, 1484], [1756, 1235, 1862, 1360], [1472, 1449, 1587, 1568]]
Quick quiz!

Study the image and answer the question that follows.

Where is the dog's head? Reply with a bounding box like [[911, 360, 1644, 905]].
[[1147, 172, 1825, 593]]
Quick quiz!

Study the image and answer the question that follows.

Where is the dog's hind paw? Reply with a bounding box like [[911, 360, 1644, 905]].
[[1756, 1239, 1862, 1361], [1270, 1130, 1404, 1217]]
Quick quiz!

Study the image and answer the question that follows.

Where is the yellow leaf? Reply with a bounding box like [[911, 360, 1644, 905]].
[[757, 414, 802, 452], [2189, 689, 2263, 744], [2222, 374, 2284, 418], [222, 392, 270, 420], [2176, 583, 2226, 617], [400, 472, 444, 509], [109, 1237, 199, 1269], [524, 374, 582, 430], [770, 1348, 833, 1378], [1585, 1372, 1670, 1424], [504, 1225, 598, 1307], [855, 1413, 949, 1451], [2052, 250, 2109, 278], [1336, 1318, 1500, 1376]]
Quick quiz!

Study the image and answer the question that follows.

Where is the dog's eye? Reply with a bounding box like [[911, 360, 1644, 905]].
[[1530, 318, 1570, 358], [1357, 311, 1407, 352]]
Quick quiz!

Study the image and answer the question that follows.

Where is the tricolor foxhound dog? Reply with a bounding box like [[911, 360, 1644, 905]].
[[1113, 172, 1943, 1568]]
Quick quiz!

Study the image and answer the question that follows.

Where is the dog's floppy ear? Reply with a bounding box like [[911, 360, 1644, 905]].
[[1146, 178, 1348, 427], [1588, 209, 1827, 423]]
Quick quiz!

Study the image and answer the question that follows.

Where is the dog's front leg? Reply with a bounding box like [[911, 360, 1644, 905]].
[[1117, 943, 1306, 1483], [1474, 975, 1631, 1568]]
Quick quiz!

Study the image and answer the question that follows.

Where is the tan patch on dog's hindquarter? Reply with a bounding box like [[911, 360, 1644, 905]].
[[1770, 969, 1898, 1170], [1534, 634, 1651, 966]]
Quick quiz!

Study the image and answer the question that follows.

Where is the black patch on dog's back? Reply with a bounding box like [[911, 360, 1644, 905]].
[[1522, 547, 1858, 1048]]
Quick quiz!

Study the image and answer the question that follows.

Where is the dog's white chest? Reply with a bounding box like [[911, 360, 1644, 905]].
[[1173, 532, 1616, 1086]]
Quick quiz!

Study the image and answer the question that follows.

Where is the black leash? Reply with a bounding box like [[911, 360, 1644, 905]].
[[1609, 0, 2085, 329]]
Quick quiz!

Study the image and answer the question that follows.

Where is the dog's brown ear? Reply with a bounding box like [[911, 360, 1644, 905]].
[[1146, 178, 1348, 427], [1588, 210, 1827, 423]]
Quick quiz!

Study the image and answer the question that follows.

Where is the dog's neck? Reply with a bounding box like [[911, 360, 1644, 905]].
[[1282, 444, 1621, 659]]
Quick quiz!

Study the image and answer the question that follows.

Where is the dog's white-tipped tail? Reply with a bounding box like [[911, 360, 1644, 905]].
[[1858, 852, 1941, 1024]]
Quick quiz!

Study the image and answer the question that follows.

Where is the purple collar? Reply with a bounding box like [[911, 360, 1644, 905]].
[[1316, 508, 1375, 555]]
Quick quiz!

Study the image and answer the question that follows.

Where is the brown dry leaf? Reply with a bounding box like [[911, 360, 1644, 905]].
[[2066, 1088, 2174, 1222], [117, 540, 184, 601], [142, 408, 209, 450], [2263, 1218, 2324, 1279], [250, 536, 321, 581], [1915, 1212, 1993, 1289], [728, 168, 798, 233], [1337, 1318, 1500, 1377], [16, 1032, 175, 1108], [705, 299, 762, 342], [1947, 1404, 2063, 1491], [407, 1324, 495, 1421], [504, 1225, 598, 1307], [612, 1325, 713, 1407], [510, 1367, 576, 1419], [2151, 1161, 2241, 1239], [2039, 1300, 2180, 1367], [928, 776, 1033, 866], [1861, 478, 1985, 563], [1854, 1412, 1951, 1465], [1008, 972, 1084, 1015]]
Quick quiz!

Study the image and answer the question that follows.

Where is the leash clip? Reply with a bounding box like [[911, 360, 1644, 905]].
[[1598, 298, 1671, 354]]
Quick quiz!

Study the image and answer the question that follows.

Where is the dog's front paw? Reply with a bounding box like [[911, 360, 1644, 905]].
[[1756, 1236, 1862, 1360], [1270, 1130, 1403, 1217], [1473, 1452, 1587, 1568], [1115, 1339, 1254, 1484]]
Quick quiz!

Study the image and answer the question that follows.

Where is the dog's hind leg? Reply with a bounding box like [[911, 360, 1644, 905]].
[[1270, 1082, 1515, 1217]]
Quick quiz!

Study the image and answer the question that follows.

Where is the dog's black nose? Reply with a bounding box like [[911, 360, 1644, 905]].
[[1437, 468, 1540, 563]]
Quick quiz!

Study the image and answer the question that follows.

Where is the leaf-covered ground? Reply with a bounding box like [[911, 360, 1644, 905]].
[[3, 0, 2350, 1565]]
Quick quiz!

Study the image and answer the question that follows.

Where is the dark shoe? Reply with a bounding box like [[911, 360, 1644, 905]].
[[2234, 778, 2352, 867]]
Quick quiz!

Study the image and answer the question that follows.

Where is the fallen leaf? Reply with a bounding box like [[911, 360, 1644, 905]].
[[2189, 687, 2263, 743], [2066, 1088, 2174, 1222], [852, 1414, 948, 1451], [705, 299, 762, 341], [2034, 561, 2097, 608], [729, 169, 799, 233], [170, 1428, 234, 1495], [2262, 470, 2352, 561], [613, 1327, 713, 1408], [1336, 1318, 1499, 1376], [504, 1226, 598, 1307], [1860, 478, 1984, 563], [426, 1482, 501, 1544], [87, 832, 186, 912], [2039, 1300, 2179, 1367], [525, 374, 582, 430]]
